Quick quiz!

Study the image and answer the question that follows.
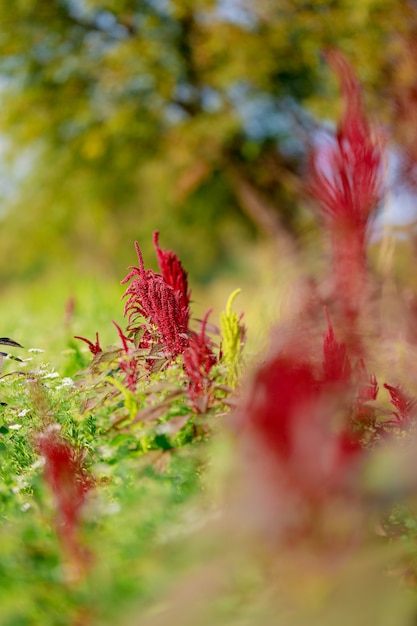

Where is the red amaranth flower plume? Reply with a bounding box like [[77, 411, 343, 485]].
[[35, 427, 93, 576], [183, 311, 217, 412], [359, 372, 378, 403], [322, 309, 379, 432], [310, 49, 382, 235], [384, 383, 417, 426], [309, 50, 383, 323], [121, 238, 190, 358], [239, 347, 361, 507], [153, 231, 191, 314], [353, 365, 379, 433], [74, 332, 102, 355], [112, 320, 141, 391], [322, 308, 351, 384]]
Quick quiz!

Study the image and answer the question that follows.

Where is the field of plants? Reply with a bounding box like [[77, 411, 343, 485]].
[[2, 49, 417, 626]]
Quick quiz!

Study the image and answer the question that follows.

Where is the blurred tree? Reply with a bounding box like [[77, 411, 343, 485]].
[[0, 0, 412, 283]]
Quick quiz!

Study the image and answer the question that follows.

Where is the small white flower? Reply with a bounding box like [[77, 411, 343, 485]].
[[8, 424, 22, 430], [55, 377, 76, 390], [42, 371, 60, 379], [61, 377, 75, 387], [18, 409, 30, 418], [12, 477, 28, 493], [32, 366, 50, 376]]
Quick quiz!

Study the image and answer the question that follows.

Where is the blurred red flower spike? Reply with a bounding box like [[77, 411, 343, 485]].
[[309, 50, 383, 324], [384, 383, 417, 425], [237, 347, 362, 515], [310, 49, 382, 231], [35, 427, 93, 576], [36, 428, 92, 529], [322, 308, 352, 384]]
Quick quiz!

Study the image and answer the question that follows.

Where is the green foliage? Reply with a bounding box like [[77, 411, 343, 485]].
[[0, 232, 249, 623], [0, 339, 216, 625]]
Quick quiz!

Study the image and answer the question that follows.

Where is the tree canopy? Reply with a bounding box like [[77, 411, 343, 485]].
[[0, 0, 414, 282]]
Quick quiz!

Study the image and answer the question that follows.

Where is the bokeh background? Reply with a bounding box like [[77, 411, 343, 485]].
[[0, 0, 417, 350]]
